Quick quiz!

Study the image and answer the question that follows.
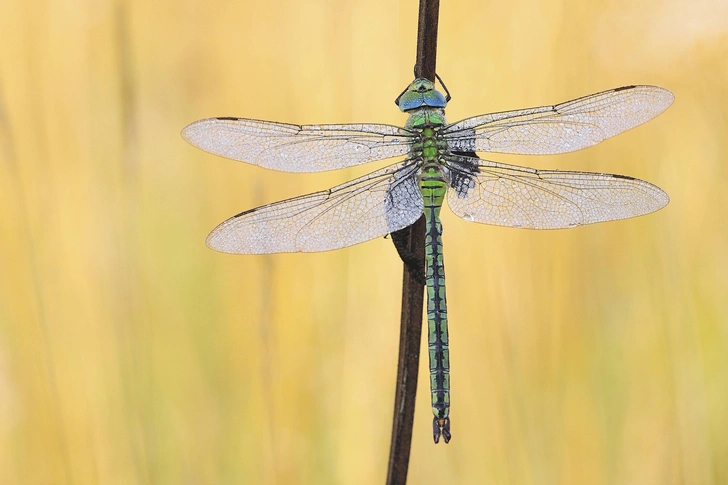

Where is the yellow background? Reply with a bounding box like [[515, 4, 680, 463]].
[[1, 0, 727, 483]]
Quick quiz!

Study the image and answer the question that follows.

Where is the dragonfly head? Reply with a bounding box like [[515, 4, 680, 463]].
[[395, 78, 448, 112]]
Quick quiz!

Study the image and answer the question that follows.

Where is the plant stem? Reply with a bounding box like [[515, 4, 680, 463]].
[[385, 1, 440, 484]]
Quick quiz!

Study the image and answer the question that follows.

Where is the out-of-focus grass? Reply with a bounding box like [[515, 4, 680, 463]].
[[0, 0, 726, 484]]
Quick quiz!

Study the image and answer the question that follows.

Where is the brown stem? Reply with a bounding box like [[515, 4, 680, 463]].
[[385, 1, 440, 484]]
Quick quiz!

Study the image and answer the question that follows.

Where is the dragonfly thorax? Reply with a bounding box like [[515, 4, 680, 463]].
[[408, 115, 450, 168], [404, 107, 447, 130]]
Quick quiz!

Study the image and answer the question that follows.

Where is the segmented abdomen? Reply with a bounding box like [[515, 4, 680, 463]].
[[420, 167, 450, 421]]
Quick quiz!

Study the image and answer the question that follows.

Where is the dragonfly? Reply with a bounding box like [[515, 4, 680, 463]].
[[182, 78, 673, 444]]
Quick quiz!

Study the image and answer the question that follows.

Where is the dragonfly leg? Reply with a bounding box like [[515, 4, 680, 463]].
[[433, 417, 451, 444], [389, 227, 426, 285]]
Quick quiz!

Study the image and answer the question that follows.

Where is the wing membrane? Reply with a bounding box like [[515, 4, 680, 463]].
[[207, 161, 424, 253], [445, 155, 669, 229], [182, 118, 414, 172], [443, 85, 674, 155]]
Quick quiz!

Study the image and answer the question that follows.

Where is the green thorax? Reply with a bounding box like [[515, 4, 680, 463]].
[[406, 108, 448, 165]]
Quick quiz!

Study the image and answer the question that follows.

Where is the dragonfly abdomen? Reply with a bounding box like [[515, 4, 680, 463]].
[[420, 164, 452, 444]]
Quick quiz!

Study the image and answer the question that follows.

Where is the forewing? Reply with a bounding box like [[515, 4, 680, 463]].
[[443, 85, 674, 155], [207, 161, 424, 253], [445, 155, 669, 229], [182, 118, 414, 172]]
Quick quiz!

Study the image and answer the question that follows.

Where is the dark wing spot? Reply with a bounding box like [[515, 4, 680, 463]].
[[614, 85, 637, 92], [215, 117, 240, 121], [611, 174, 636, 180], [448, 152, 480, 198], [232, 206, 258, 218]]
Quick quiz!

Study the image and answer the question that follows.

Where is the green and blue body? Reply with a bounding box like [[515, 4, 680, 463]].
[[398, 79, 453, 444]]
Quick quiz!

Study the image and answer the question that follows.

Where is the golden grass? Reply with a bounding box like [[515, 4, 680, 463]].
[[1, 0, 727, 483]]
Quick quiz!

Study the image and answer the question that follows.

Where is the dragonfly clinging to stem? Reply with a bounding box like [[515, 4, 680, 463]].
[[182, 78, 673, 444]]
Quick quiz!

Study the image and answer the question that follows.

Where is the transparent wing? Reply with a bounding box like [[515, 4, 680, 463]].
[[443, 85, 674, 155], [207, 161, 424, 254], [445, 155, 669, 229], [182, 117, 415, 172]]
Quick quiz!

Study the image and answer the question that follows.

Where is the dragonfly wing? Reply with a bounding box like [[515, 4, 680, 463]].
[[443, 85, 674, 155], [207, 161, 424, 253], [182, 118, 414, 172], [444, 154, 669, 229]]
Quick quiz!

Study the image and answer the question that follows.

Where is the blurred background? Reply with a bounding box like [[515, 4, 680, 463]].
[[1, 0, 727, 483]]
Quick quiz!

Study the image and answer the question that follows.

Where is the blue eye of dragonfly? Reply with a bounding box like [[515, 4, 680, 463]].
[[182, 79, 673, 444], [396, 78, 448, 111]]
